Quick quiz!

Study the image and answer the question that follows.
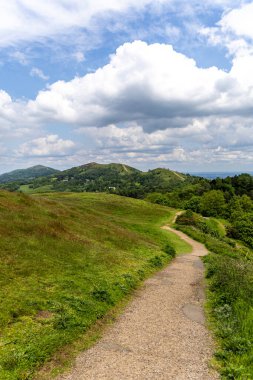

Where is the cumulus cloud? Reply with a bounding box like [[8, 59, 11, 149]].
[[0, 90, 23, 129], [219, 3, 253, 40], [17, 135, 75, 157], [201, 2, 253, 57], [28, 41, 222, 127], [2, 39, 253, 158], [1, 1, 253, 172], [22, 40, 253, 131], [1, 18, 253, 170]]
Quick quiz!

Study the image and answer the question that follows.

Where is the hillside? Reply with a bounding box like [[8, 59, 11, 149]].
[[0, 165, 59, 184], [52, 163, 189, 195], [0, 191, 190, 380], [1, 162, 196, 196]]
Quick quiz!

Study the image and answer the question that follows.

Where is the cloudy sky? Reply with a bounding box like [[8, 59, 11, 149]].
[[1, 0, 253, 173]]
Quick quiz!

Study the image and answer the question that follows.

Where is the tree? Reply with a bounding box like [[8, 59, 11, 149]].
[[184, 196, 201, 213], [200, 190, 226, 217]]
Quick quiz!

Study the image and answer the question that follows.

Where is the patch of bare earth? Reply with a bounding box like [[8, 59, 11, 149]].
[[58, 226, 218, 380]]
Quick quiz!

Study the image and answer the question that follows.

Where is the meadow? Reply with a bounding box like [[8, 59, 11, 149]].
[[0, 191, 191, 380]]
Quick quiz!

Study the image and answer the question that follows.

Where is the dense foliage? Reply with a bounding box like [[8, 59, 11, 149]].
[[147, 173, 253, 249]]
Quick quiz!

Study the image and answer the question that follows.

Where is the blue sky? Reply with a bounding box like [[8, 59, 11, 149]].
[[1, 0, 253, 174]]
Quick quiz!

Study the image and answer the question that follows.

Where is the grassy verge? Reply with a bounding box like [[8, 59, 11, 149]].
[[176, 211, 253, 379], [0, 191, 190, 380]]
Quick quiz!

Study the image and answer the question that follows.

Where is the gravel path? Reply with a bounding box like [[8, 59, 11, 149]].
[[58, 226, 218, 380]]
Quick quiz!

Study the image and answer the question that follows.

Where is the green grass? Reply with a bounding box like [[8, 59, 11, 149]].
[[204, 217, 226, 238], [0, 191, 191, 380], [19, 185, 54, 194], [176, 212, 253, 379]]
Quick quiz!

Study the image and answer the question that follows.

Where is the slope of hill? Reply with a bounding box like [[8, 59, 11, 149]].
[[0, 191, 190, 380], [0, 165, 59, 184]]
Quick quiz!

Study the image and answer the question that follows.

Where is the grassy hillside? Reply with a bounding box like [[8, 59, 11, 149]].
[[0, 165, 59, 184], [0, 191, 191, 380]]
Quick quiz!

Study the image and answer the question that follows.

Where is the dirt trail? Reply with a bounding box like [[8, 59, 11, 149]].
[[58, 226, 218, 380]]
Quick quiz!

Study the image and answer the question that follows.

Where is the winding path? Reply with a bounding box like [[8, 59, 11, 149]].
[[59, 226, 218, 380]]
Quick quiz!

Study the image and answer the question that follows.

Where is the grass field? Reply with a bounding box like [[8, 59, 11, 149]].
[[0, 191, 191, 380]]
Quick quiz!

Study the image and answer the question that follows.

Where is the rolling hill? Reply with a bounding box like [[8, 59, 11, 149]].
[[0, 162, 197, 196], [0, 165, 59, 184]]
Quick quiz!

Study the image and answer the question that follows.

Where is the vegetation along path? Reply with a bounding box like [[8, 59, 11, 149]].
[[59, 225, 218, 380]]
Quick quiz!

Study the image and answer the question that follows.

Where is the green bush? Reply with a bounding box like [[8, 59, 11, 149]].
[[149, 255, 163, 267], [163, 244, 176, 258]]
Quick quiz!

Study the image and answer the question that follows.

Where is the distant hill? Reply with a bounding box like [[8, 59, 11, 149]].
[[60, 162, 140, 177], [5, 162, 195, 197], [0, 165, 59, 184], [0, 162, 199, 196]]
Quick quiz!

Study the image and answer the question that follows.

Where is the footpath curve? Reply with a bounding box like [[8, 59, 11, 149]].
[[59, 225, 218, 380]]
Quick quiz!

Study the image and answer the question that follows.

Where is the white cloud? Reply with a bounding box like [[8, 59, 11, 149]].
[[0, 0, 245, 49], [0, 90, 21, 127], [9, 51, 29, 65], [201, 2, 253, 57], [26, 41, 224, 127], [0, 0, 170, 48], [81, 121, 210, 152], [81, 116, 253, 152], [30, 67, 49, 81], [22, 40, 253, 130], [1, 35, 253, 168], [219, 3, 253, 40], [17, 134, 75, 157]]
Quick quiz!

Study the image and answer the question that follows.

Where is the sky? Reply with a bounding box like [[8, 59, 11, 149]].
[[1, 0, 253, 174]]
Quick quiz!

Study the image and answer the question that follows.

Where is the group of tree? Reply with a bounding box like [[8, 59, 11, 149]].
[[147, 173, 253, 249]]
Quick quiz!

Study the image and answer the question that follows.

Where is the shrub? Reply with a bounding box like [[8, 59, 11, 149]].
[[149, 255, 163, 267], [163, 244, 176, 258]]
